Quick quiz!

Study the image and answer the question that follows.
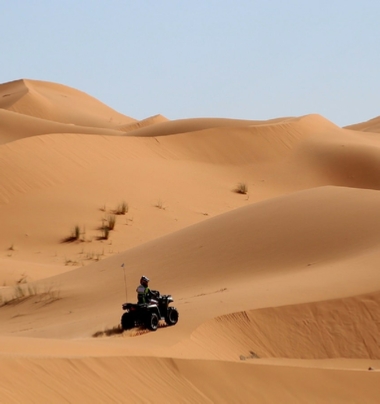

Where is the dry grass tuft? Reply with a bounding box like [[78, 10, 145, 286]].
[[62, 225, 83, 243], [155, 199, 165, 210], [115, 201, 128, 215], [107, 214, 116, 230], [236, 182, 248, 194], [0, 282, 61, 307]]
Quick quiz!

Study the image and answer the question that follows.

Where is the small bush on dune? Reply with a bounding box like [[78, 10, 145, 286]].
[[98, 215, 116, 240], [236, 182, 248, 194], [74, 225, 81, 239], [99, 215, 116, 240], [62, 225, 82, 243], [107, 214, 116, 230], [155, 199, 165, 210], [115, 201, 128, 215], [101, 226, 110, 240]]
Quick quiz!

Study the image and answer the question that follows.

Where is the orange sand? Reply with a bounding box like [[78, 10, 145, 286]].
[[0, 79, 380, 403]]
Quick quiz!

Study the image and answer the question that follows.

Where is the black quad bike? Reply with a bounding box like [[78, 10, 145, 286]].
[[121, 290, 179, 331]]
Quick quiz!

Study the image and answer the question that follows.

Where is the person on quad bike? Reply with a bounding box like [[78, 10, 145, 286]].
[[136, 275, 153, 304]]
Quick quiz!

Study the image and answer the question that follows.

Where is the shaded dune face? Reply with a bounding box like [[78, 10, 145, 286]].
[[191, 292, 380, 360]]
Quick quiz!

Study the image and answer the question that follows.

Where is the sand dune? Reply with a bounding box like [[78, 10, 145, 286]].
[[123, 116, 278, 137], [2, 186, 380, 338], [189, 291, 380, 361], [1, 79, 380, 403], [0, 79, 136, 128], [0, 108, 127, 145], [344, 115, 380, 133], [0, 355, 379, 404], [118, 113, 169, 132]]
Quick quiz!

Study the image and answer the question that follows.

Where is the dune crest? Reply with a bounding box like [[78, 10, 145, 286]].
[[118, 113, 169, 132], [344, 115, 380, 133], [189, 291, 380, 360], [0, 79, 136, 129]]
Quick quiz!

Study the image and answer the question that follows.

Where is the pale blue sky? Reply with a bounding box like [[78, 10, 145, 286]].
[[1, 1, 379, 126]]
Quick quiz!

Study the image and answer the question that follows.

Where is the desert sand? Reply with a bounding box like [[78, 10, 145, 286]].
[[0, 78, 379, 403]]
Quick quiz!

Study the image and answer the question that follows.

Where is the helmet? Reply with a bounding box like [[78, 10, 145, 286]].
[[140, 275, 149, 286]]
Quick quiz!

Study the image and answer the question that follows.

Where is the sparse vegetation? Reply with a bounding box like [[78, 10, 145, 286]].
[[107, 214, 116, 230], [0, 282, 61, 307], [60, 199, 128, 245], [101, 225, 110, 240], [236, 182, 248, 194], [98, 214, 116, 240], [84, 250, 103, 261], [64, 257, 79, 266], [155, 199, 165, 210], [74, 225, 80, 239], [115, 200, 128, 215], [63, 225, 82, 243]]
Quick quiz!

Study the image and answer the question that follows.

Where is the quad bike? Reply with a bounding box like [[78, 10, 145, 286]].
[[121, 290, 179, 331]]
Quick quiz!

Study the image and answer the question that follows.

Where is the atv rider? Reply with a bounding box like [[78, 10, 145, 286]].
[[136, 275, 153, 304]]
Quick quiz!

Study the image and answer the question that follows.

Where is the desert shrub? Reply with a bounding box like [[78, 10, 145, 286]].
[[101, 225, 110, 240], [107, 214, 116, 230], [73, 225, 80, 239], [155, 199, 165, 209], [236, 182, 248, 194], [116, 201, 128, 215], [62, 225, 81, 243]]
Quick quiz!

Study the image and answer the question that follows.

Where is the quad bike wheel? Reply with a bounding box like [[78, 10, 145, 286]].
[[146, 312, 159, 331], [165, 307, 179, 326], [121, 312, 135, 330]]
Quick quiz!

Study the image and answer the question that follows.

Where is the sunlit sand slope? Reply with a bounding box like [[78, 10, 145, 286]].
[[1, 186, 380, 341], [344, 115, 380, 133], [0, 109, 128, 144], [0, 79, 135, 128], [0, 356, 379, 404]]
